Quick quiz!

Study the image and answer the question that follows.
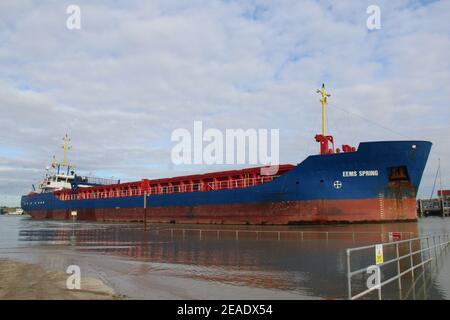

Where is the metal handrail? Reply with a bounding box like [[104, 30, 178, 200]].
[[346, 233, 450, 300], [156, 227, 414, 243]]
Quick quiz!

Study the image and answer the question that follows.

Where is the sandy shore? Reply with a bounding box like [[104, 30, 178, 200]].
[[0, 259, 122, 300]]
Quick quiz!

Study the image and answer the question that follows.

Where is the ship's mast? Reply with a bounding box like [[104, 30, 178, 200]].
[[316, 83, 330, 136], [314, 83, 335, 155], [61, 134, 72, 168], [51, 134, 74, 175]]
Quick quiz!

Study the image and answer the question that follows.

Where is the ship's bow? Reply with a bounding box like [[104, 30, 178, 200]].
[[360, 140, 432, 221]]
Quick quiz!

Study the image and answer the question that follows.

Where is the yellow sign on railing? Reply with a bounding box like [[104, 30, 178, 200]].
[[375, 244, 384, 265]]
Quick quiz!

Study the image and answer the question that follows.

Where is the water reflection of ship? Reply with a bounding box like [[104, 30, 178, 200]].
[[18, 222, 420, 296]]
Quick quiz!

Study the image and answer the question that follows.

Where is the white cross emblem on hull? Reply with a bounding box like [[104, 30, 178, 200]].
[[333, 180, 342, 189]]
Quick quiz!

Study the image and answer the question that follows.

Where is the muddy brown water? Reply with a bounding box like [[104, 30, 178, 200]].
[[0, 215, 449, 299]]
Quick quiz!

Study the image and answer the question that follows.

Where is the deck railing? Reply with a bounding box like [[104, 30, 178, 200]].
[[57, 175, 280, 201]]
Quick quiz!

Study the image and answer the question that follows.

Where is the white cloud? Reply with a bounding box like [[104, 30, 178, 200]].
[[0, 0, 449, 205]]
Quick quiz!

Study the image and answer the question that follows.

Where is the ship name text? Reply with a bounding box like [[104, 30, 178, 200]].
[[343, 170, 379, 177]]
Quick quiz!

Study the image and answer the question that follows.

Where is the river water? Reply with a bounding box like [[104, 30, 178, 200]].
[[0, 215, 449, 299]]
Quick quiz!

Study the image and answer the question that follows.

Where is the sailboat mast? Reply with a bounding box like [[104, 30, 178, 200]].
[[438, 158, 443, 197]]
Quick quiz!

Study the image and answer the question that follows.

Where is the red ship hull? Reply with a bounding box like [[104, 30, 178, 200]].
[[28, 197, 417, 225]]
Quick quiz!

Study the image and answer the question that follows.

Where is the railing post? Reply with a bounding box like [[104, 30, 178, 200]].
[[396, 243, 402, 291], [421, 238, 426, 274], [409, 240, 415, 280], [433, 236, 438, 258], [346, 249, 352, 300]]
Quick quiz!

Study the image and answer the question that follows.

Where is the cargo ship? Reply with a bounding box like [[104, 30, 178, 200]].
[[21, 85, 432, 224]]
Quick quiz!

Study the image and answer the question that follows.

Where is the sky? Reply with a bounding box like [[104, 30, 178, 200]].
[[0, 0, 449, 206]]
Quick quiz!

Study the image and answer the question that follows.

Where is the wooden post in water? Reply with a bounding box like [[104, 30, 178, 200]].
[[70, 211, 77, 245], [144, 191, 147, 231]]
